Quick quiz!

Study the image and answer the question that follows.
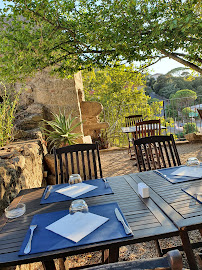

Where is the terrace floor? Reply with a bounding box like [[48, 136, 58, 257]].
[[65, 141, 202, 269]]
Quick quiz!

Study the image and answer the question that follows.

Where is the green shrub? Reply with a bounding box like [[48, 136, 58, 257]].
[[183, 122, 198, 135], [0, 83, 19, 147]]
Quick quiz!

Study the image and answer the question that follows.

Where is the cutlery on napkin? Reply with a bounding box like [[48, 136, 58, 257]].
[[115, 208, 132, 235], [44, 186, 53, 199], [24, 225, 37, 254]]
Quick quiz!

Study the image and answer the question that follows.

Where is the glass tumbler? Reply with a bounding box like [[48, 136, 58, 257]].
[[186, 157, 200, 167], [69, 174, 82, 185], [5, 203, 26, 219], [69, 199, 89, 214]]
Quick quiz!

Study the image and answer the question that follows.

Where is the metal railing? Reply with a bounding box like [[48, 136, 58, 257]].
[[100, 95, 202, 147]]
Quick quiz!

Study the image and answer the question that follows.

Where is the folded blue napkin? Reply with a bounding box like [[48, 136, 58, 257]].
[[182, 185, 202, 203], [154, 165, 202, 184], [19, 202, 133, 256], [40, 178, 113, 204]]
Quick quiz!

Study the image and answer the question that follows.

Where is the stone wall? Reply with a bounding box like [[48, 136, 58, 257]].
[[0, 139, 44, 215], [1, 71, 108, 144], [14, 70, 84, 141]]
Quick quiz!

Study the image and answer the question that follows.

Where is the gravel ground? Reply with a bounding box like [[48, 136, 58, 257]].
[[65, 142, 202, 269]]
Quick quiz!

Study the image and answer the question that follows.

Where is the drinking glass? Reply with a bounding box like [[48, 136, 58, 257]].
[[5, 203, 26, 219], [186, 157, 200, 167], [69, 174, 82, 185], [69, 199, 88, 214]]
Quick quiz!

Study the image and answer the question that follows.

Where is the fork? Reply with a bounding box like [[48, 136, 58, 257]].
[[24, 225, 37, 254], [102, 178, 109, 188]]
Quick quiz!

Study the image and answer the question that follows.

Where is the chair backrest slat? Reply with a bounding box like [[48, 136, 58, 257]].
[[125, 115, 143, 127], [54, 143, 103, 184], [163, 141, 171, 167], [132, 134, 181, 172], [65, 153, 69, 181], [76, 151, 80, 175], [167, 140, 177, 167], [59, 154, 64, 183], [81, 151, 86, 180]]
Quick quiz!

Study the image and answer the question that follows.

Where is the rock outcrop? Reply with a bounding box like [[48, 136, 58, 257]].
[[0, 140, 45, 215]]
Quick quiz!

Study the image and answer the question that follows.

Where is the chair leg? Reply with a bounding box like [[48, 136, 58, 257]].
[[179, 228, 199, 270]]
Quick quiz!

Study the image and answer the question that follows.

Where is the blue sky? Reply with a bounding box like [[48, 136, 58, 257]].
[[0, 1, 185, 75]]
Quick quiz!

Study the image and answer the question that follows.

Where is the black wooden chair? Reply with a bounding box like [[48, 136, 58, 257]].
[[87, 250, 183, 270], [132, 134, 181, 172], [134, 119, 161, 140], [53, 142, 103, 184], [125, 115, 143, 159]]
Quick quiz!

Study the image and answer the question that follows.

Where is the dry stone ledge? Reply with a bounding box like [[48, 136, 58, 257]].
[[185, 132, 202, 142], [0, 140, 44, 215]]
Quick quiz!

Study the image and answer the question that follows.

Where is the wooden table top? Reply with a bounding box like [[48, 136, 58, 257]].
[[132, 170, 202, 229], [0, 175, 177, 268]]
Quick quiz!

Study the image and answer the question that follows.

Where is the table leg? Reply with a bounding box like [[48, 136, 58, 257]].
[[102, 246, 119, 264], [42, 259, 56, 270], [179, 228, 198, 270], [155, 240, 163, 257], [102, 249, 109, 264], [109, 245, 119, 263]]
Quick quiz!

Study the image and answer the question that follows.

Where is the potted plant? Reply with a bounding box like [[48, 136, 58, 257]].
[[41, 110, 82, 151]]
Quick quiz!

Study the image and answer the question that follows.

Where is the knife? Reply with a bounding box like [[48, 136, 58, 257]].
[[44, 186, 53, 199], [102, 178, 109, 188], [115, 208, 132, 235]]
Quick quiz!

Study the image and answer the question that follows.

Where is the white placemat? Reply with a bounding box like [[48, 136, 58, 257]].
[[56, 183, 97, 198], [46, 211, 109, 243], [171, 167, 202, 178]]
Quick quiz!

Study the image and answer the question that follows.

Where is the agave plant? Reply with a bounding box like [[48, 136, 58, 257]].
[[41, 111, 82, 150]]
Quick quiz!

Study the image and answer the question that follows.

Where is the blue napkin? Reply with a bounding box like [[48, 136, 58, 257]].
[[40, 178, 113, 204], [154, 165, 202, 184], [182, 185, 202, 203], [19, 202, 133, 256]]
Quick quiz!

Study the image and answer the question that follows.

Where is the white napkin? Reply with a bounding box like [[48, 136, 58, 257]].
[[56, 183, 97, 198], [46, 212, 109, 243], [171, 167, 202, 178]]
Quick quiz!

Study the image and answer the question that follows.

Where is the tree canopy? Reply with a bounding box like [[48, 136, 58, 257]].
[[0, 0, 201, 82], [146, 74, 202, 99], [83, 65, 163, 117]]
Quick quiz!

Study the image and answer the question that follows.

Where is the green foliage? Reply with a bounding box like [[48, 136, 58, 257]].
[[149, 74, 202, 99], [83, 65, 164, 146], [166, 67, 190, 77], [0, 83, 20, 146], [166, 89, 197, 119], [41, 111, 82, 150], [183, 122, 198, 135], [0, 0, 201, 83], [182, 107, 192, 117], [83, 64, 146, 108]]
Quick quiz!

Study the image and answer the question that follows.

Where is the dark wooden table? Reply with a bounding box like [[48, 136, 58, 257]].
[[129, 171, 202, 270], [0, 175, 178, 269]]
